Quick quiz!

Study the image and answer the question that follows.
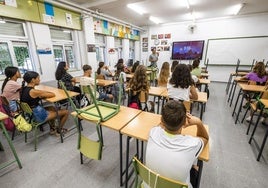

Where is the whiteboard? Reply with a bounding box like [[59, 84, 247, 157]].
[[205, 36, 268, 65]]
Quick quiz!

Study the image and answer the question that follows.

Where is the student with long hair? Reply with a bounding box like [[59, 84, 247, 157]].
[[131, 61, 140, 73], [113, 63, 127, 103], [191, 59, 202, 78], [2, 66, 21, 112], [157, 62, 170, 87], [168, 64, 198, 101], [96, 61, 112, 79], [241, 61, 267, 85], [171, 60, 179, 73], [114, 58, 131, 74], [21, 71, 69, 135], [55, 61, 78, 91], [128, 65, 150, 95]]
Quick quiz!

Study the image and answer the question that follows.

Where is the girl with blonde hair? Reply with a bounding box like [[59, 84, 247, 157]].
[[157, 62, 170, 87]]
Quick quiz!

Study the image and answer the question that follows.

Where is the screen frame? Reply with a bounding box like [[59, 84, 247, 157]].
[[171, 40, 205, 60]]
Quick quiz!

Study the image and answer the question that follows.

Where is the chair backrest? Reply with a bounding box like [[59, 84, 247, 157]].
[[132, 157, 188, 188]]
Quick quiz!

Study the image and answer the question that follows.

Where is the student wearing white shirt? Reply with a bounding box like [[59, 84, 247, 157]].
[[145, 100, 209, 188]]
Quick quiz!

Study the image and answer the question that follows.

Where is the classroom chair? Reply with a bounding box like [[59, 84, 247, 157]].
[[132, 157, 188, 188], [59, 77, 122, 161], [19, 102, 48, 151]]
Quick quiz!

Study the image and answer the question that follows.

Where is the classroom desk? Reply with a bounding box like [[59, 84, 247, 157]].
[[36, 85, 80, 142], [227, 77, 248, 106], [200, 73, 209, 79], [198, 79, 210, 92], [120, 111, 209, 188], [71, 105, 142, 186], [249, 99, 268, 161], [75, 77, 117, 87], [232, 83, 267, 124], [161, 90, 208, 120], [226, 71, 248, 95], [148, 86, 167, 114], [0, 112, 22, 170]]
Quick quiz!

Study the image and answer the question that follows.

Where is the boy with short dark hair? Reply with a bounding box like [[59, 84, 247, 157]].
[[145, 100, 209, 188]]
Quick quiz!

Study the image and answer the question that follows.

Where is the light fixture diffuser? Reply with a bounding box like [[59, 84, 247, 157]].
[[127, 4, 145, 15], [149, 16, 160, 24]]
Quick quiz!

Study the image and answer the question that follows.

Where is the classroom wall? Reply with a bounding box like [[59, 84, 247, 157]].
[[141, 13, 268, 82]]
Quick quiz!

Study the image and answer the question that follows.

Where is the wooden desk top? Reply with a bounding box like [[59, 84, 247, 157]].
[[230, 72, 248, 76], [260, 99, 268, 108], [198, 79, 211, 84], [200, 73, 209, 77], [101, 106, 142, 131], [36, 85, 79, 103], [149, 86, 167, 96], [234, 77, 248, 82], [75, 77, 116, 87], [238, 83, 267, 92], [120, 111, 209, 161], [0, 112, 8, 121]]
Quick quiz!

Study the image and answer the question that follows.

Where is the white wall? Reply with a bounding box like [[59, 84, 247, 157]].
[[140, 13, 268, 82]]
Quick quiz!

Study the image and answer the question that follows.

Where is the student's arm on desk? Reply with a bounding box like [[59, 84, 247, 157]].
[[185, 114, 209, 146], [189, 85, 198, 100], [31, 89, 55, 99]]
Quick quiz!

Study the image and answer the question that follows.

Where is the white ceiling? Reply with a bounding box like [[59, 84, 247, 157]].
[[60, 0, 268, 27]]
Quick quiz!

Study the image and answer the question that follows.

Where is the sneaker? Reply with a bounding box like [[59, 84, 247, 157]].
[[246, 116, 252, 122]]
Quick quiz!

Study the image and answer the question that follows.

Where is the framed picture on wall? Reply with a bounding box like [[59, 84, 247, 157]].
[[165, 33, 171, 39], [164, 46, 170, 51], [158, 34, 163, 39], [87, 44, 96, 52], [142, 37, 148, 42], [161, 40, 168, 45], [142, 48, 148, 52], [151, 35, 157, 39], [142, 43, 148, 47]]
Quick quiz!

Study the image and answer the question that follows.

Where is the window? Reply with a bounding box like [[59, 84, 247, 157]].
[[0, 19, 34, 75], [115, 37, 123, 59], [50, 27, 76, 69], [129, 40, 135, 60], [95, 34, 106, 62], [0, 42, 12, 74]]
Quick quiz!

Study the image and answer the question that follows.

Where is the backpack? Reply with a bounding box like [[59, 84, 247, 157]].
[[0, 96, 15, 131], [127, 90, 142, 110]]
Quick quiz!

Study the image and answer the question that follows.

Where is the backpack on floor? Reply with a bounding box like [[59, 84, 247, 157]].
[[0, 96, 15, 131], [128, 91, 142, 110]]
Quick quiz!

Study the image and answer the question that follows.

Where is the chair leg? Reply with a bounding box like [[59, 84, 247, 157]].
[[80, 152, 84, 164], [25, 132, 27, 143], [12, 128, 16, 140], [246, 113, 255, 135], [34, 126, 38, 151]]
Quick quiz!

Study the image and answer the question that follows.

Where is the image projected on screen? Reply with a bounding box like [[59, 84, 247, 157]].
[[172, 40, 204, 60]]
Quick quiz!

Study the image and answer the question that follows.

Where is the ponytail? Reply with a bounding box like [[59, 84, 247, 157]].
[[1, 77, 10, 93]]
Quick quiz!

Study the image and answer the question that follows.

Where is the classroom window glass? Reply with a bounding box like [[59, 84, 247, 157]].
[[0, 42, 12, 74], [50, 26, 76, 69], [129, 40, 135, 60], [95, 34, 106, 63]]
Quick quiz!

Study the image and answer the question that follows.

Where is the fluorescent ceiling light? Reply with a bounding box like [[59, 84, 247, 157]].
[[231, 3, 245, 15], [149, 16, 160, 24], [127, 4, 145, 15]]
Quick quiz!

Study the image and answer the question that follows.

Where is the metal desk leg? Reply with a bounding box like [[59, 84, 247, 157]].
[[232, 89, 242, 117], [229, 81, 238, 107], [157, 96, 160, 114], [200, 103, 204, 120], [226, 74, 233, 94], [235, 94, 244, 124], [196, 159, 203, 188], [249, 107, 264, 144], [228, 80, 235, 103], [119, 133, 124, 186], [257, 128, 268, 161], [125, 136, 131, 188], [0, 122, 22, 169]]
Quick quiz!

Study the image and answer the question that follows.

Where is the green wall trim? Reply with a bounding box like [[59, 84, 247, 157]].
[[0, 0, 82, 30]]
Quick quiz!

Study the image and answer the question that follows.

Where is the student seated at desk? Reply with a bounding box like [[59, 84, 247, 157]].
[[145, 100, 209, 188], [191, 59, 202, 78], [21, 71, 69, 135], [167, 64, 198, 101], [131, 61, 140, 74], [239, 61, 267, 85], [114, 58, 131, 74], [157, 61, 170, 87], [80, 65, 113, 103], [1, 66, 22, 113], [97, 61, 113, 80], [170, 60, 179, 73], [112, 63, 127, 103]]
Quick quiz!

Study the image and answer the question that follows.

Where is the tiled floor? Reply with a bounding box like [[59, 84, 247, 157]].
[[0, 82, 268, 188]]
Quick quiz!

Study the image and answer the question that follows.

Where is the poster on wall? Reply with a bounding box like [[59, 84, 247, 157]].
[[43, 14, 55, 24], [65, 13, 73, 26], [151, 35, 157, 39], [4, 0, 17, 7], [37, 45, 52, 55], [87, 44, 96, 52], [165, 33, 171, 39]]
